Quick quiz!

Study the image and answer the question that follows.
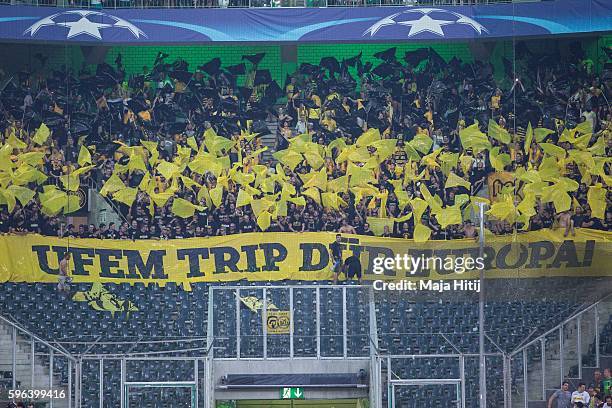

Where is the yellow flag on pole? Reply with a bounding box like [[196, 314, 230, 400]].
[[78, 145, 92, 167], [32, 123, 51, 145], [171, 198, 204, 218]]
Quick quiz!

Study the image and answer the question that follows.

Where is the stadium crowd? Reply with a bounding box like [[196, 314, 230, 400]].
[[0, 44, 610, 241]]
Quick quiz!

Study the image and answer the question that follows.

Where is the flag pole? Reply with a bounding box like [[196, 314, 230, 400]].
[[477, 201, 487, 408]]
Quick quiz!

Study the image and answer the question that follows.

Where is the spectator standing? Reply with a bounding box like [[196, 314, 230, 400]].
[[548, 381, 571, 408], [571, 383, 590, 407]]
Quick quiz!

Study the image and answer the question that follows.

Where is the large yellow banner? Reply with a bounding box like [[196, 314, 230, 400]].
[[0, 230, 610, 287]]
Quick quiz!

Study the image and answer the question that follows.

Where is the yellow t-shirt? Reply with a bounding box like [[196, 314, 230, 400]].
[[491, 95, 501, 109]]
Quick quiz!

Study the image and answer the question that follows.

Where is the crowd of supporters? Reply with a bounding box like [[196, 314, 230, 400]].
[[0, 43, 610, 240]]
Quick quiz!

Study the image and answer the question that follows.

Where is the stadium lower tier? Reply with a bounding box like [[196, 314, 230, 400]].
[[0, 280, 610, 407]]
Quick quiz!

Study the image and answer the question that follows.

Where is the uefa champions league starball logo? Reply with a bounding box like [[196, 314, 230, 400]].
[[363, 8, 488, 38], [24, 10, 146, 40]]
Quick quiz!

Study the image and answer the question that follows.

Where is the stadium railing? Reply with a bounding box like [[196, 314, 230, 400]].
[[0, 0, 525, 9], [508, 294, 612, 406]]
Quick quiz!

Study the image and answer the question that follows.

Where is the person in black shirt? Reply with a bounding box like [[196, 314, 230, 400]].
[[240, 215, 256, 233], [62, 224, 77, 238], [330, 233, 343, 284], [359, 222, 375, 236], [0, 212, 8, 233], [342, 254, 362, 284], [103, 222, 119, 239], [135, 224, 150, 240]]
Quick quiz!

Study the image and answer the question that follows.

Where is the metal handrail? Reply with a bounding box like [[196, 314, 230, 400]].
[[509, 292, 612, 358], [0, 313, 77, 361]]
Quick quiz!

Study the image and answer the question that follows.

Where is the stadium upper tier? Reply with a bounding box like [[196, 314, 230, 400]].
[[0, 40, 610, 242]]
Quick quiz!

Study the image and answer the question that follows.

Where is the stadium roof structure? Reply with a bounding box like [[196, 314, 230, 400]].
[[0, 0, 609, 44]]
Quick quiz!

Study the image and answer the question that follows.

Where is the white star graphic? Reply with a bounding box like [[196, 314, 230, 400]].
[[111, 18, 146, 38], [397, 14, 454, 37], [363, 12, 401, 37], [56, 17, 112, 40], [23, 13, 61, 36]]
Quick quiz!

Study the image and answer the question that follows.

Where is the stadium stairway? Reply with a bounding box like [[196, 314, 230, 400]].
[[260, 118, 278, 163], [0, 319, 69, 408], [514, 301, 612, 408]]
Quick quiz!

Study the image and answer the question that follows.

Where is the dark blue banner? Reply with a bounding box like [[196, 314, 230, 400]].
[[0, 0, 609, 44]]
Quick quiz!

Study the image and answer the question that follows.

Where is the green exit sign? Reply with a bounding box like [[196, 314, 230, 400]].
[[280, 387, 304, 399]]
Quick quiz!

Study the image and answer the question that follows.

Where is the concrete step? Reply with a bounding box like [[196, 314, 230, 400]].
[[0, 320, 70, 408]]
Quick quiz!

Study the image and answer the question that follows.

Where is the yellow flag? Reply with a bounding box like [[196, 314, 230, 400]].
[[420, 148, 442, 169], [395, 190, 411, 211], [186, 136, 198, 151], [408, 133, 433, 154], [534, 127, 555, 143], [327, 175, 348, 193], [287, 196, 306, 207], [486, 194, 517, 222], [257, 211, 272, 231], [537, 157, 560, 181], [156, 160, 180, 180], [366, 217, 394, 236], [404, 143, 421, 161], [326, 137, 347, 157], [302, 168, 327, 191], [347, 163, 375, 187], [444, 172, 471, 190], [273, 150, 303, 170], [171, 197, 204, 218], [304, 151, 325, 170], [5, 185, 35, 207], [59, 174, 80, 192], [138, 172, 152, 191], [189, 153, 224, 177], [369, 139, 398, 161], [11, 164, 47, 186], [574, 120, 592, 135], [7, 131, 27, 150], [99, 174, 125, 197], [587, 184, 606, 219], [112, 187, 138, 207], [410, 198, 428, 223], [210, 185, 223, 208], [32, 123, 51, 145], [434, 206, 462, 228], [356, 128, 380, 147], [236, 189, 253, 207], [459, 122, 491, 152], [438, 152, 459, 176], [489, 147, 511, 172], [78, 145, 92, 167], [588, 137, 606, 156], [488, 119, 511, 144], [38, 186, 68, 216], [148, 190, 174, 208], [516, 192, 536, 217], [540, 143, 566, 160], [127, 154, 147, 173], [303, 187, 321, 205], [393, 212, 413, 223], [0, 188, 17, 212], [205, 130, 235, 156], [17, 151, 46, 166], [413, 223, 431, 243], [524, 122, 533, 154]]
